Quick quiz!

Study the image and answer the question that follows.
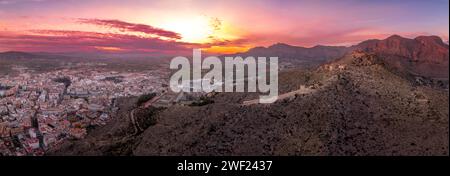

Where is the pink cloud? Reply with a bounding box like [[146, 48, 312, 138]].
[[0, 30, 196, 54], [78, 18, 182, 40]]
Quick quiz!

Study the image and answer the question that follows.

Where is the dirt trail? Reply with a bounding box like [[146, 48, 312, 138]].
[[242, 75, 337, 105], [130, 93, 165, 134]]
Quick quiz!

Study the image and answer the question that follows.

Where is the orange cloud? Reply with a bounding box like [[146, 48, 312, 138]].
[[94, 46, 124, 52]]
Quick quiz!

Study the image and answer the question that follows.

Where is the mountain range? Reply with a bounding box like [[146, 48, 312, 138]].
[[229, 35, 449, 79]]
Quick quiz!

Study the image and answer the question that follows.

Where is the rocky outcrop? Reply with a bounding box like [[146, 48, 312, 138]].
[[357, 35, 449, 78]]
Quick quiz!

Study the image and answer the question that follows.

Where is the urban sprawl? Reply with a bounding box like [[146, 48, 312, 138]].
[[0, 66, 167, 156]]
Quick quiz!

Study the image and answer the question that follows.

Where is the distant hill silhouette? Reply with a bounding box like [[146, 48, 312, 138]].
[[223, 43, 350, 69], [0, 51, 39, 59], [0, 51, 77, 60]]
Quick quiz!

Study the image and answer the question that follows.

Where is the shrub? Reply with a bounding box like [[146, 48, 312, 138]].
[[136, 93, 157, 106], [189, 96, 214, 106]]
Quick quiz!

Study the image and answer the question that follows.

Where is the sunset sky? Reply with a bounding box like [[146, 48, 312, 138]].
[[0, 0, 448, 55]]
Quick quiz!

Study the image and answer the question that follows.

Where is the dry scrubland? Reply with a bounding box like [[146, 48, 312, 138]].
[[50, 52, 449, 156]]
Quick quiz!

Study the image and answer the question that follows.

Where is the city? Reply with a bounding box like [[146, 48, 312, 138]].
[[0, 64, 168, 156]]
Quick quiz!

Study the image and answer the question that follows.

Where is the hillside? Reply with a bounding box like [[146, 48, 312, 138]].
[[49, 51, 449, 156]]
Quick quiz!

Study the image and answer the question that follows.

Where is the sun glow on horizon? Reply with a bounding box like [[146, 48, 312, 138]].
[[152, 15, 251, 54], [203, 45, 252, 54], [158, 15, 216, 43]]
